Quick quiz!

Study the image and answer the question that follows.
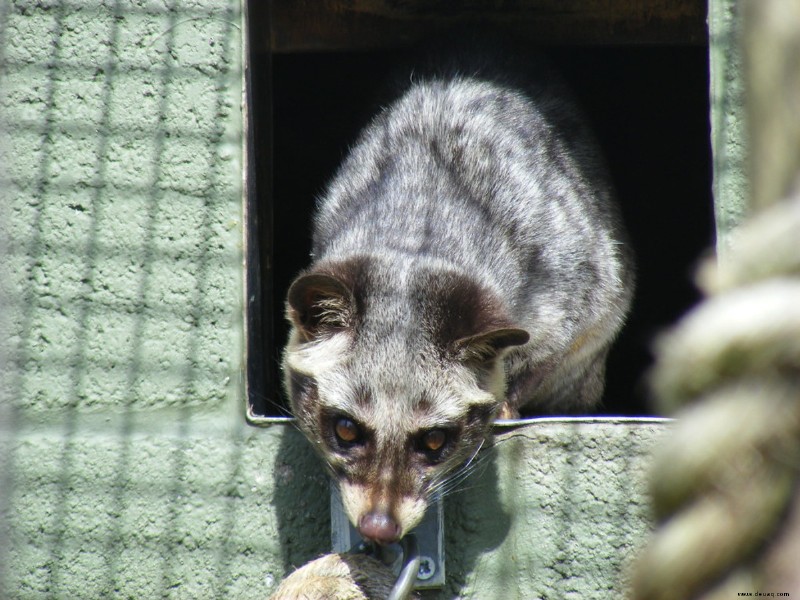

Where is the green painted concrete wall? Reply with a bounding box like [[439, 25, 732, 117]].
[[0, 0, 243, 418], [709, 0, 750, 262], [0, 0, 254, 596], [1, 417, 667, 598], [434, 421, 665, 599], [0, 0, 744, 598]]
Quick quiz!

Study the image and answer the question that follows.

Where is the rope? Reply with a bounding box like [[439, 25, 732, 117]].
[[630, 195, 800, 599]]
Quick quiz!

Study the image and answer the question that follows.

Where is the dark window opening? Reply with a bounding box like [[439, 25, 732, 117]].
[[246, 6, 713, 418]]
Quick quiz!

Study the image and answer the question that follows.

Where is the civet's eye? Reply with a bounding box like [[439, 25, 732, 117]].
[[334, 417, 362, 445], [420, 429, 447, 452]]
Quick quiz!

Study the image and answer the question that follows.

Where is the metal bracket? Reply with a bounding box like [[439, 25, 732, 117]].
[[330, 484, 445, 589]]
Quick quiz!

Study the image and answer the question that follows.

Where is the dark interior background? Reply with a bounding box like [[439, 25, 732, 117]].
[[253, 43, 713, 417]]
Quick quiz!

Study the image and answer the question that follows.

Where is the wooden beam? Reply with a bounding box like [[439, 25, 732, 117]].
[[265, 0, 708, 53]]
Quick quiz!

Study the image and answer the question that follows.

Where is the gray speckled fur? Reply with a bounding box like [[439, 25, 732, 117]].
[[283, 64, 634, 537], [309, 73, 633, 413]]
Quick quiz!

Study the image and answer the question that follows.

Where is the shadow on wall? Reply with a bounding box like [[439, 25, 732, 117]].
[[441, 438, 512, 597], [272, 427, 331, 573]]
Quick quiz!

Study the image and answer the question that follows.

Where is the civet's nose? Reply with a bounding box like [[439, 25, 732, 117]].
[[358, 511, 401, 544]]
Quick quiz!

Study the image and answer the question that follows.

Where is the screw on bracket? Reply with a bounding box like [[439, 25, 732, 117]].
[[417, 555, 436, 581]]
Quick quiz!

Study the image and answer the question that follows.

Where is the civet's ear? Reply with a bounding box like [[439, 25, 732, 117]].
[[452, 327, 530, 363], [421, 270, 530, 362], [286, 272, 355, 342]]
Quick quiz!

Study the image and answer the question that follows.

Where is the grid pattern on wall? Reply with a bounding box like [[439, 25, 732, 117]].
[[0, 1, 298, 597]]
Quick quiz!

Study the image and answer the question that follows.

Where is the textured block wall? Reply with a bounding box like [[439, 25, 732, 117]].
[[0, 0, 243, 416], [0, 0, 263, 596]]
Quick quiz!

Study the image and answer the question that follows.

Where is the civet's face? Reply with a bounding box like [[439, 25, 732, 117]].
[[283, 258, 528, 543]]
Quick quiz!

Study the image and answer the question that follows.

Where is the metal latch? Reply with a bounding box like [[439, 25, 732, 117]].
[[330, 485, 446, 590]]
